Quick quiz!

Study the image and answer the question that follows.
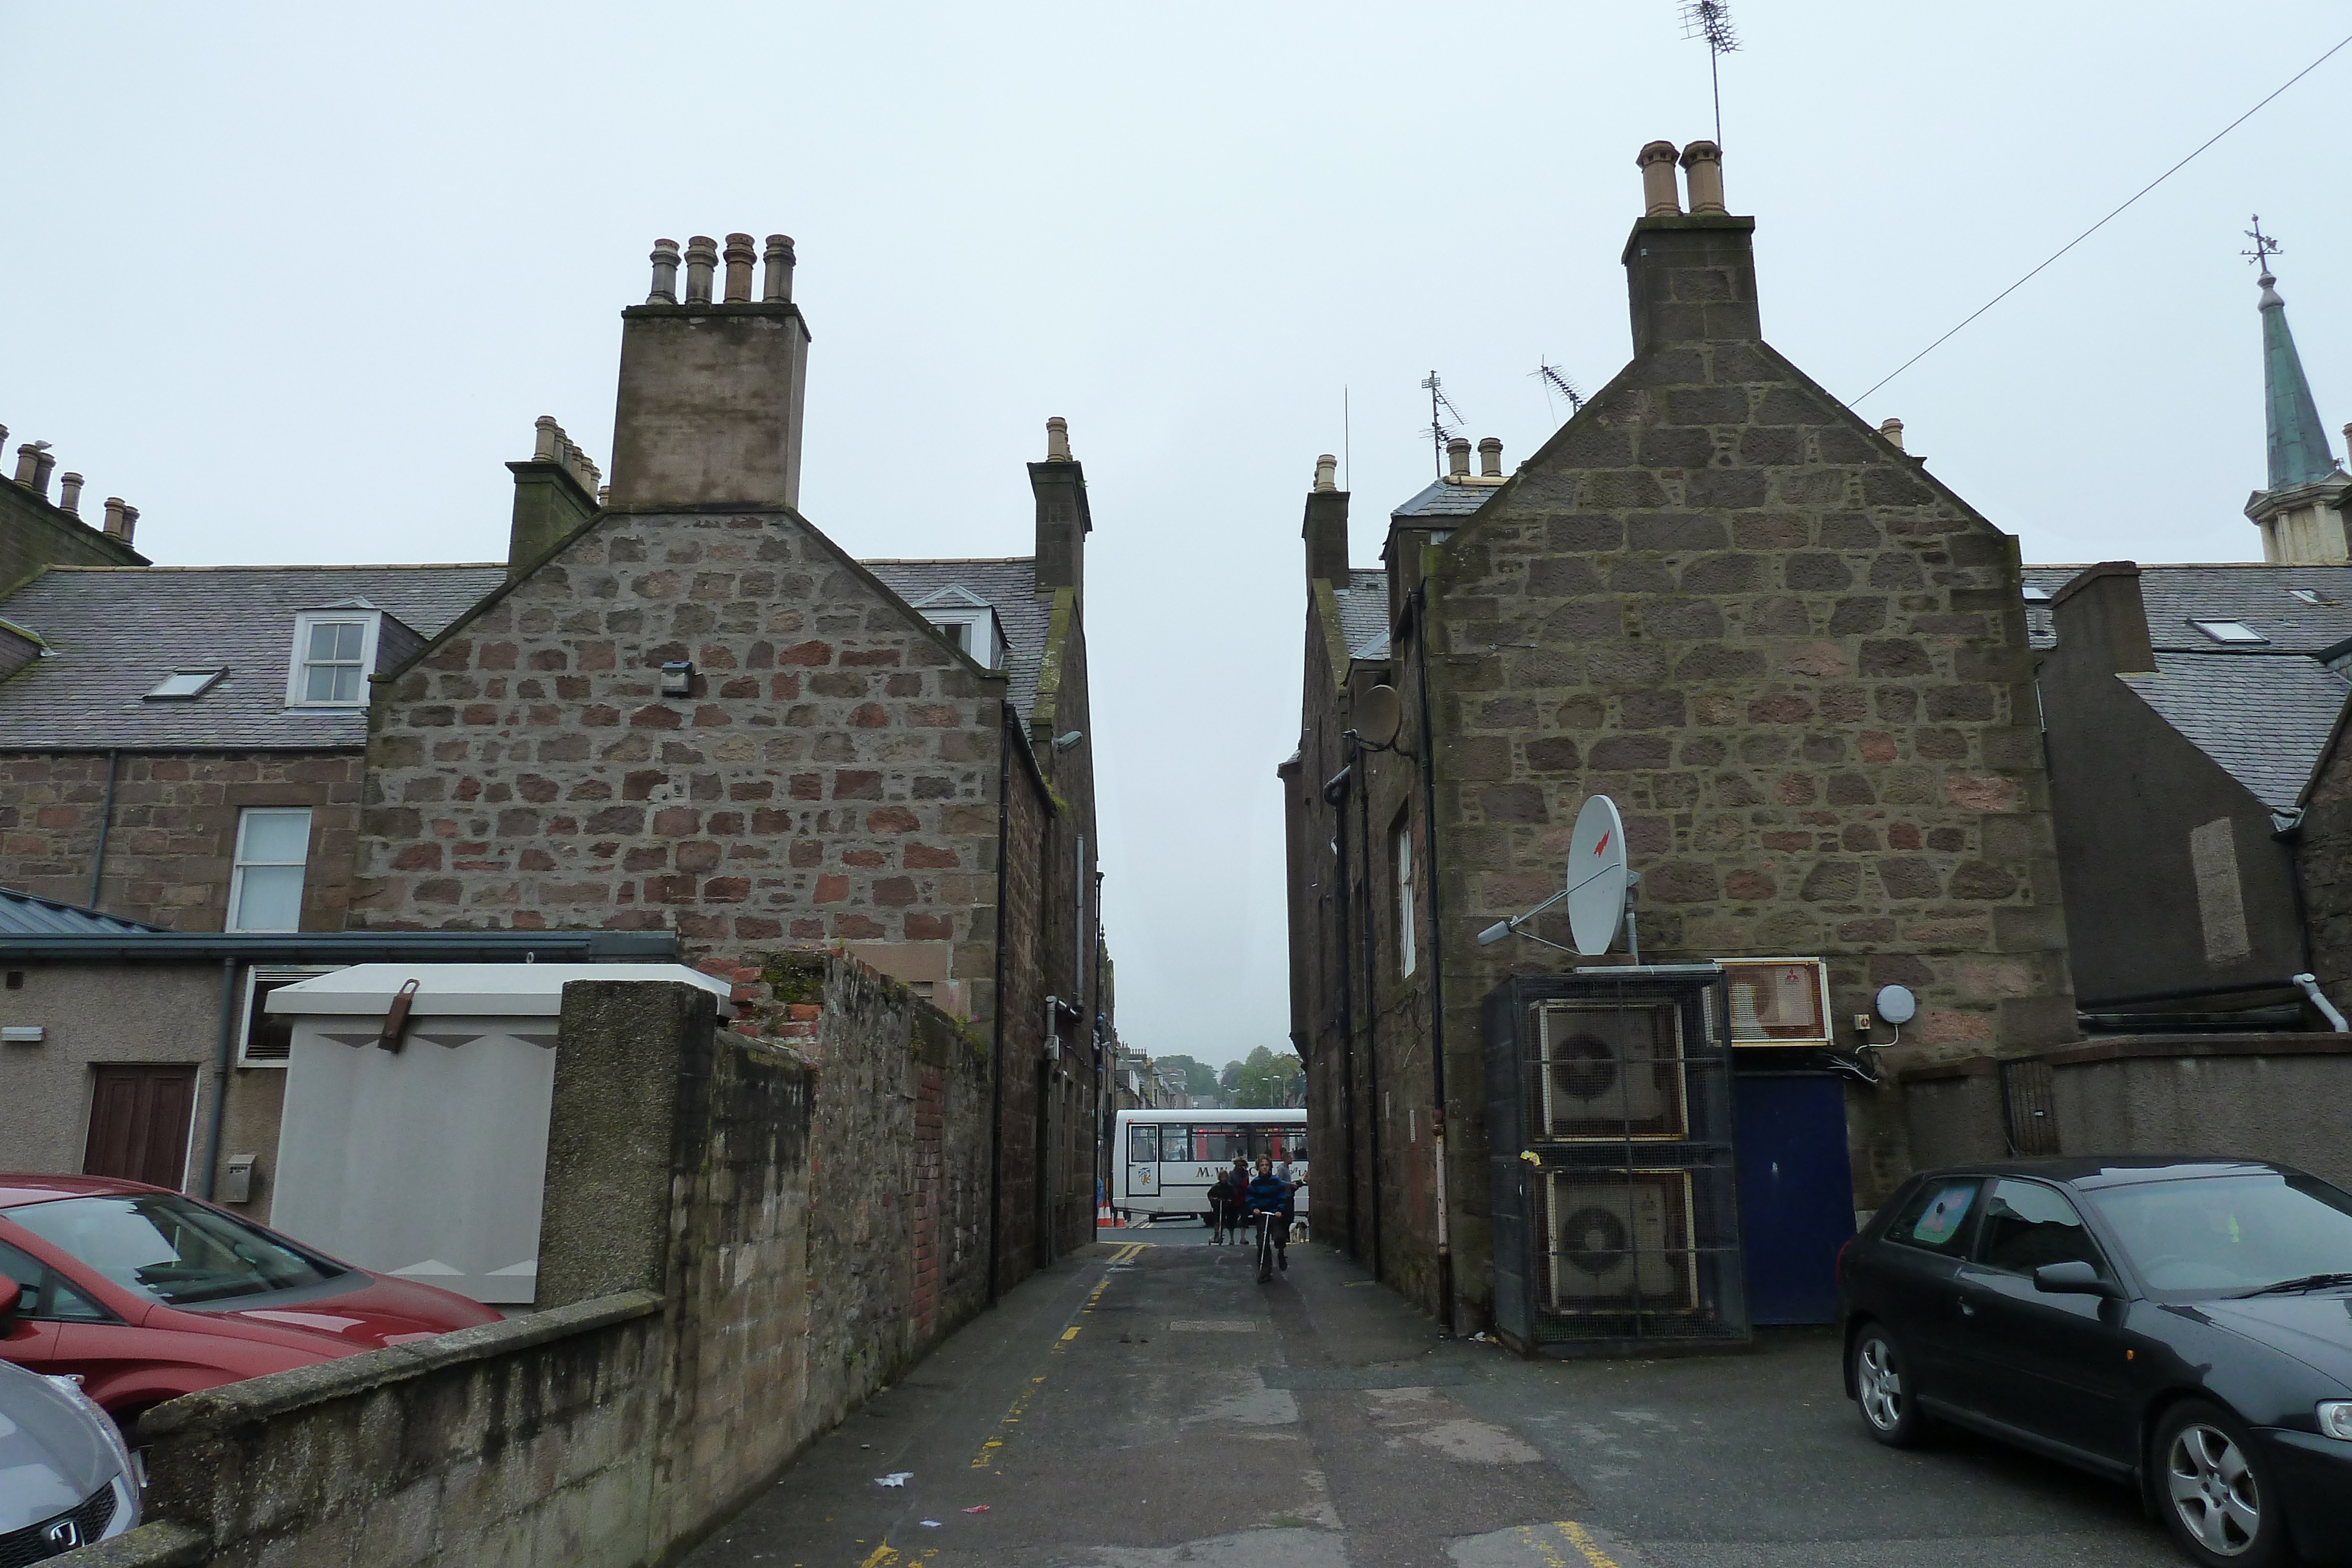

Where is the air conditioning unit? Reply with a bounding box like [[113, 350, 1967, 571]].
[[1544, 1169, 1697, 1312], [1534, 999, 1689, 1141], [1719, 957, 1832, 1047]]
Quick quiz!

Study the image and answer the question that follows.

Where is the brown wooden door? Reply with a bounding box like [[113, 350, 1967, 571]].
[[82, 1065, 199, 1189]]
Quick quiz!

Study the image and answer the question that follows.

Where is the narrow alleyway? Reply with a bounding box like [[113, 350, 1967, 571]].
[[686, 1229, 2179, 1568]]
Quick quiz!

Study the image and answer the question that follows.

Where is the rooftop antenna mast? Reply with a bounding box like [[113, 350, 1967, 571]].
[[1680, 0, 1740, 146], [1421, 370, 1466, 476], [1532, 359, 1585, 421]]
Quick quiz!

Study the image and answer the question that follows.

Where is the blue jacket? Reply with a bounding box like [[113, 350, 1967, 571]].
[[1245, 1173, 1291, 1216]]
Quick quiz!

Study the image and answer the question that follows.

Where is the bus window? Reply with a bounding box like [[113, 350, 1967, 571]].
[[1189, 1126, 1241, 1164], [1128, 1124, 1158, 1163]]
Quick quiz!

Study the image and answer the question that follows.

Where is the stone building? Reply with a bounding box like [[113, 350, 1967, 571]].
[[1281, 143, 2076, 1332], [350, 234, 1106, 1281]]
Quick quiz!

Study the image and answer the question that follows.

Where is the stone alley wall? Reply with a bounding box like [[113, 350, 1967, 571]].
[[84, 964, 997, 1568]]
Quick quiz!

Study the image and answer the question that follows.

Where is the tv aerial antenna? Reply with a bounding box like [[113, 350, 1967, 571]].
[[1479, 795, 1642, 963], [1679, 0, 1740, 147], [1532, 359, 1585, 420], [1421, 370, 1466, 476]]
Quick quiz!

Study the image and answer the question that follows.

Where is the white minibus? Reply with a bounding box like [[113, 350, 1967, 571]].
[[1110, 1107, 1308, 1225]]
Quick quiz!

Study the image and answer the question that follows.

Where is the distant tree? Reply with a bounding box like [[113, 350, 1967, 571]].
[[1154, 1054, 1220, 1098], [1234, 1046, 1304, 1109], [1218, 1060, 1242, 1096]]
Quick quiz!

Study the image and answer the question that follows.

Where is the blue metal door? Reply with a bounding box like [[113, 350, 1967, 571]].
[[1733, 1073, 1856, 1325]]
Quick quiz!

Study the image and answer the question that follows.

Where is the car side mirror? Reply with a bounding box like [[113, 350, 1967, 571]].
[[2034, 1260, 2120, 1298], [0, 1279, 20, 1328]]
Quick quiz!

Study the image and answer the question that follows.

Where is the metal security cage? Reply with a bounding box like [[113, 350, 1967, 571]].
[[1485, 967, 1749, 1356]]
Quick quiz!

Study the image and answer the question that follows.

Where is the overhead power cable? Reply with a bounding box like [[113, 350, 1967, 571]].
[[1857, 29, 2352, 403]]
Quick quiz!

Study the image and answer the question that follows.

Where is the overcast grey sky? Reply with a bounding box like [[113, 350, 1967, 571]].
[[7, 3, 2351, 1064]]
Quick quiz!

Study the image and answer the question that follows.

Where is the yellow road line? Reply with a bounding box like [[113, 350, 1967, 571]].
[[968, 1247, 1138, 1469], [858, 1544, 897, 1567], [1561, 1521, 1622, 1568]]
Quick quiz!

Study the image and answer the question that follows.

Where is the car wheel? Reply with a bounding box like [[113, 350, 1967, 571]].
[[2155, 1402, 2288, 1566], [1850, 1325, 1928, 1447]]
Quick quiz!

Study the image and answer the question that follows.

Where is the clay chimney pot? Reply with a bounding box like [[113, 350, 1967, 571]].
[[1044, 416, 1072, 462], [1477, 436, 1503, 478], [683, 236, 719, 306], [723, 233, 757, 303], [1679, 139, 1726, 215], [1313, 453, 1338, 493], [647, 239, 681, 305], [1446, 437, 1471, 479], [762, 235, 796, 303], [1638, 141, 1682, 216], [12, 444, 43, 490], [533, 415, 560, 463], [56, 473, 83, 516], [1878, 417, 1906, 453]]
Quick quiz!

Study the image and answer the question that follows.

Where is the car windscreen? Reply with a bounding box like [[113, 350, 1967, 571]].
[[11, 1193, 346, 1307], [2085, 1172, 2352, 1299]]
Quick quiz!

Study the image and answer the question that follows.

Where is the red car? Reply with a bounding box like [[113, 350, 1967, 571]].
[[0, 1174, 500, 1429]]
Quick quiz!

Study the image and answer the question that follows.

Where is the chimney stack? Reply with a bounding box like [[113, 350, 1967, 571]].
[[1680, 140, 1725, 215], [1302, 453, 1351, 587], [509, 415, 603, 576], [722, 233, 756, 302], [1030, 417, 1091, 601], [2049, 561, 2156, 675], [647, 239, 681, 305], [56, 473, 83, 515], [1878, 417, 1906, 453], [609, 228, 814, 511], [1478, 436, 1503, 478], [1638, 141, 1682, 216], [1623, 138, 1760, 356], [682, 236, 718, 306]]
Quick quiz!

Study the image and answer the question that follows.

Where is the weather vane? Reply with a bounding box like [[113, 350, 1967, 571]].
[[1680, 1, 1740, 146], [2243, 214, 2283, 275]]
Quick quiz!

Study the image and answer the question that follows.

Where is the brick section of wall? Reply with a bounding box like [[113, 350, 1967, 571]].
[[353, 508, 1005, 1032], [0, 751, 362, 929]]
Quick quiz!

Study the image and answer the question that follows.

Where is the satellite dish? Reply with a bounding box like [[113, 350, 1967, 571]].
[[1565, 794, 1630, 957], [1356, 685, 1403, 748]]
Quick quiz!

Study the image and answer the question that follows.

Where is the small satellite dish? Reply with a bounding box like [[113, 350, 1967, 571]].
[[1875, 984, 1917, 1025], [1565, 794, 1629, 957], [1356, 685, 1403, 748]]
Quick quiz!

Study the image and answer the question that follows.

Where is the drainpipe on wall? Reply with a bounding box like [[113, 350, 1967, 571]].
[[987, 705, 1015, 1306], [199, 956, 238, 1199], [87, 749, 119, 908], [1408, 583, 1454, 1331]]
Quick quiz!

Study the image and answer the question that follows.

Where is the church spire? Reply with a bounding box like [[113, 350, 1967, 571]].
[[2243, 218, 2350, 564]]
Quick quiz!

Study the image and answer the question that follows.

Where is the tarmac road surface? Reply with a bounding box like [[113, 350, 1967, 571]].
[[684, 1225, 2181, 1567]]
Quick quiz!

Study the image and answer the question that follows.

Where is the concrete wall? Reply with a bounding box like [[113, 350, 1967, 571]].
[[75, 963, 1003, 1568], [0, 751, 364, 930]]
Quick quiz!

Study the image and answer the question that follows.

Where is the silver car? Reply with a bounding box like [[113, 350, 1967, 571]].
[[0, 1351, 140, 1559]]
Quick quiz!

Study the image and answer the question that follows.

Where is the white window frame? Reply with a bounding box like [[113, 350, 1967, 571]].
[[286, 609, 383, 707], [236, 965, 340, 1066], [910, 587, 1003, 668], [1395, 818, 1418, 978], [226, 807, 314, 933], [2189, 619, 2268, 646]]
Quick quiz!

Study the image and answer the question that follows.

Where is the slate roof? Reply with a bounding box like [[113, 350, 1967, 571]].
[[2117, 653, 2352, 812], [1392, 478, 1501, 520], [2022, 563, 2352, 653], [1331, 569, 1392, 660], [0, 887, 165, 935], [0, 565, 506, 750], [862, 557, 1054, 716]]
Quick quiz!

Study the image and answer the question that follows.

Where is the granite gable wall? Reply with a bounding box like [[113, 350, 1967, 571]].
[[352, 506, 1006, 1030]]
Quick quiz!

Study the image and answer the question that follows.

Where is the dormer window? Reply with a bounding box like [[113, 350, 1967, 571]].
[[287, 609, 382, 706], [2190, 620, 2269, 646], [910, 586, 1003, 668]]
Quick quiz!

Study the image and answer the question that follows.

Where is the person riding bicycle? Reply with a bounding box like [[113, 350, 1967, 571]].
[[1245, 1156, 1292, 1276]]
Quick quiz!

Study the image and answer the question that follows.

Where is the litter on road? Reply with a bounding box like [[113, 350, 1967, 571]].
[[874, 1472, 912, 1487]]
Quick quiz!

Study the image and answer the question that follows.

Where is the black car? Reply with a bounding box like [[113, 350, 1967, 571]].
[[1837, 1158, 2352, 1567]]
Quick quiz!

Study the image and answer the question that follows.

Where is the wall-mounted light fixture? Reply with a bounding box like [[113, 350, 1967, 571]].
[[1052, 730, 1084, 753], [660, 660, 696, 698]]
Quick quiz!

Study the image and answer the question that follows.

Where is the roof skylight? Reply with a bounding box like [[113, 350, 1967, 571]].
[[2021, 586, 2053, 603], [146, 667, 227, 700], [2190, 620, 2269, 646], [2289, 589, 2337, 606]]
